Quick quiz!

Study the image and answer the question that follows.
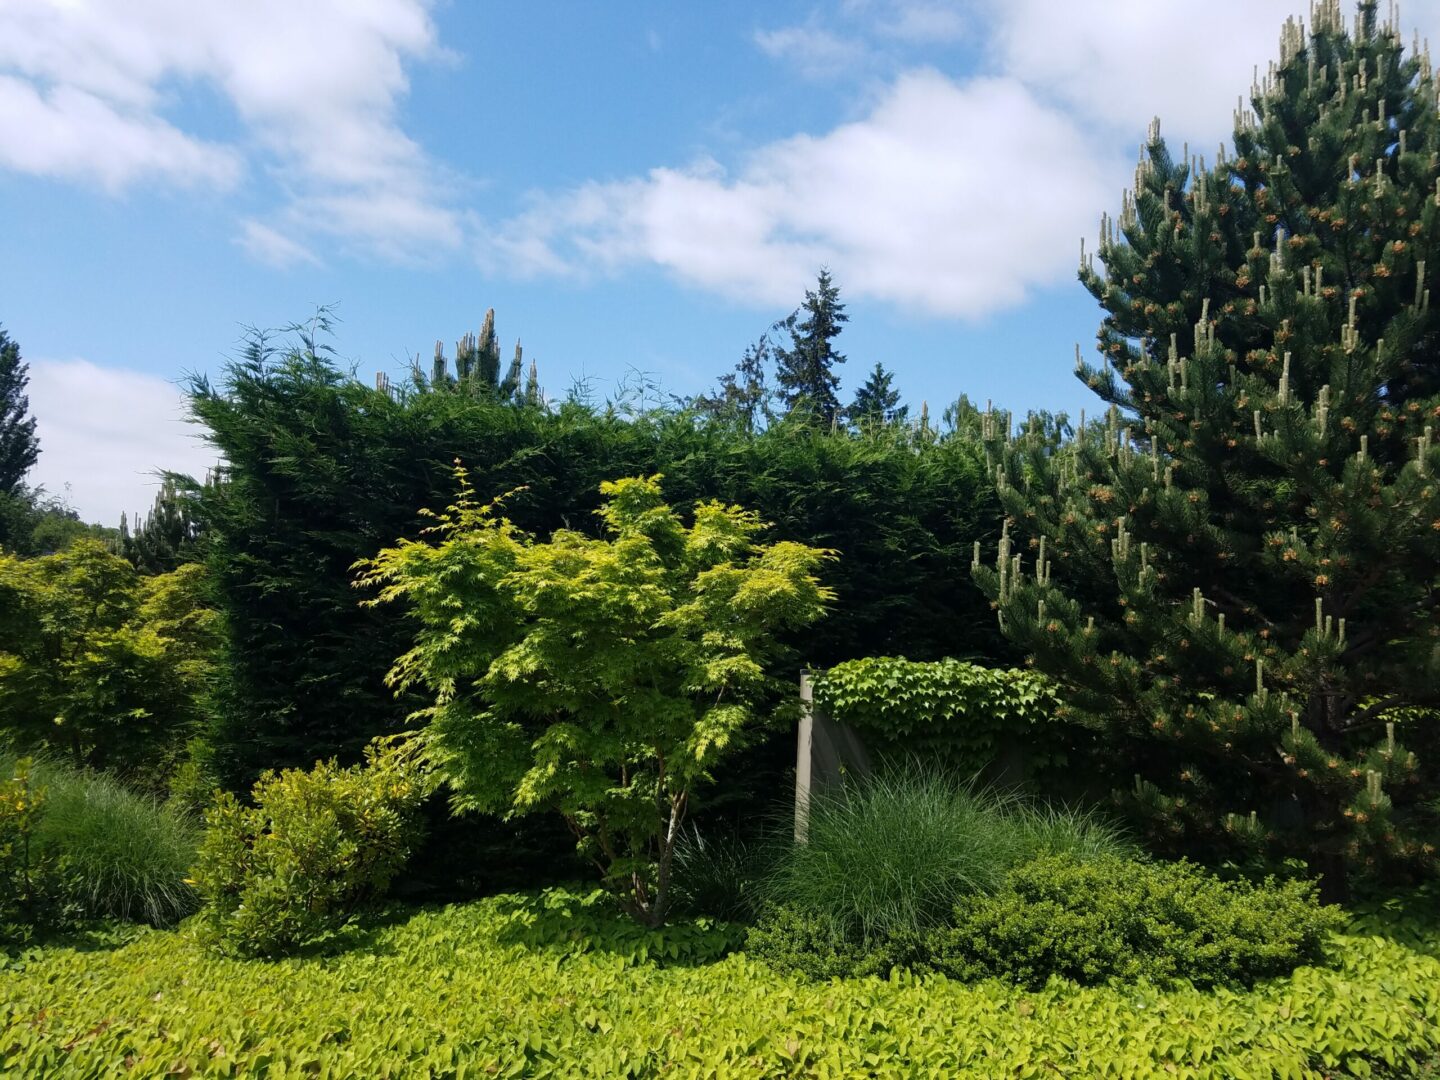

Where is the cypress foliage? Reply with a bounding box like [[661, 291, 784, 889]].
[[190, 328, 1004, 789], [976, 1, 1440, 893]]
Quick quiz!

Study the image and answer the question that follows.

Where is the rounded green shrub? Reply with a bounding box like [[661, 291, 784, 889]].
[[191, 740, 426, 957], [927, 852, 1345, 989], [744, 902, 916, 980]]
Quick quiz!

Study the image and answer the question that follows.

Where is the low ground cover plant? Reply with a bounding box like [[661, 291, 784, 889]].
[[191, 740, 425, 957], [2, 886, 1437, 1077]]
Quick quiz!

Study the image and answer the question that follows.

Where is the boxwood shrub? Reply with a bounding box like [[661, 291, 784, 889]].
[[191, 741, 426, 957]]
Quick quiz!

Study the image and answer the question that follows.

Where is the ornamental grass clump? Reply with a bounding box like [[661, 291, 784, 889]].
[[761, 772, 1023, 950], [29, 761, 199, 927], [756, 770, 1133, 958], [1, 753, 198, 933]]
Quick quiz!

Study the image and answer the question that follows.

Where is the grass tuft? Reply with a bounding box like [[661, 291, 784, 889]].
[[761, 769, 1130, 949], [3, 754, 200, 927]]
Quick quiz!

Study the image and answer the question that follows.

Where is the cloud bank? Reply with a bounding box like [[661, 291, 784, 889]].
[[495, 0, 1440, 316], [26, 359, 218, 528], [497, 71, 1114, 318], [0, 0, 459, 260]]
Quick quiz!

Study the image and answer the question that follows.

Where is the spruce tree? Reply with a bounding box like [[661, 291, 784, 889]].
[[774, 269, 848, 424], [0, 326, 39, 495], [976, 1, 1439, 894], [850, 362, 907, 426]]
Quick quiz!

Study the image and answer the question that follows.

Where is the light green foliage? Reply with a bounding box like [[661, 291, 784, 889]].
[[2, 887, 1438, 1077], [0, 758, 53, 941], [23, 758, 199, 927], [0, 542, 221, 772], [191, 741, 426, 957], [812, 657, 1075, 775], [756, 772, 1131, 960], [359, 471, 834, 924], [929, 853, 1343, 990]]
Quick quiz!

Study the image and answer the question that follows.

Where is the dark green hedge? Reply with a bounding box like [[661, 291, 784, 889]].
[[190, 346, 1006, 790]]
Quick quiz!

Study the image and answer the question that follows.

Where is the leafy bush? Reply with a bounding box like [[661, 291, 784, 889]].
[[812, 657, 1059, 742], [759, 771, 1130, 957], [744, 902, 916, 980], [0, 758, 59, 942], [0, 545, 220, 775], [28, 762, 199, 927], [810, 657, 1096, 786], [928, 853, 1344, 989], [191, 741, 425, 957], [359, 471, 832, 925], [3, 887, 1439, 1076]]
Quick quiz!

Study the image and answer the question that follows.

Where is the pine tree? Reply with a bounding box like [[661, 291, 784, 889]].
[[774, 269, 848, 425], [121, 475, 205, 574], [0, 325, 39, 495], [421, 310, 534, 404], [850, 362, 907, 427], [975, 1, 1439, 895]]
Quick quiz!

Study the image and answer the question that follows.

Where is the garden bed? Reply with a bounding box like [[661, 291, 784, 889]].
[[4, 888, 1438, 1078]]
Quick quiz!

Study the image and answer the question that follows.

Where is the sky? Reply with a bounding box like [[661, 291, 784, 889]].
[[3, 0, 1437, 525]]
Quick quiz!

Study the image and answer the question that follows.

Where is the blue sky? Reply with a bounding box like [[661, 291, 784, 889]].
[[1, 0, 1427, 523]]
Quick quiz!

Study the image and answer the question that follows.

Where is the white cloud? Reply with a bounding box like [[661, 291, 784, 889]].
[[497, 70, 1114, 318], [982, 0, 1440, 147], [236, 220, 321, 270], [0, 76, 241, 191], [754, 25, 872, 78], [980, 0, 1300, 148], [0, 0, 458, 260], [26, 359, 218, 528], [499, 0, 1440, 320]]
